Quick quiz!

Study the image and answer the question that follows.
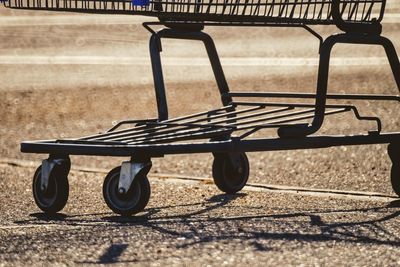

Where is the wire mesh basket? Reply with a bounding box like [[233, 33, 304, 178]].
[[4, 0, 385, 25]]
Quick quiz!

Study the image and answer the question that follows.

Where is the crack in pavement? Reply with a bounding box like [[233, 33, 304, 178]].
[[0, 157, 397, 202]]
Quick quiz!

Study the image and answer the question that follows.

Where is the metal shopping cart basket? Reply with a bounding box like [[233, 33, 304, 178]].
[[4, 0, 400, 216]]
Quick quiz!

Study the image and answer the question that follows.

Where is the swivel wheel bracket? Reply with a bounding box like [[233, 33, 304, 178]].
[[118, 161, 151, 194], [41, 158, 64, 192]]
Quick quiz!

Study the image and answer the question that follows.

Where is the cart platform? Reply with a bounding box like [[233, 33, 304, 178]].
[[21, 92, 400, 157]]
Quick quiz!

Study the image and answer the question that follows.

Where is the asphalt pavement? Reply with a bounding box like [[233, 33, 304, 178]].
[[1, 162, 400, 266]]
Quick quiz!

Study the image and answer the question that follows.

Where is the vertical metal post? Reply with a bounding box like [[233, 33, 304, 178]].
[[309, 36, 336, 134], [200, 33, 232, 106], [381, 36, 400, 92], [148, 28, 232, 122], [278, 35, 336, 138], [278, 33, 400, 138], [149, 34, 169, 121]]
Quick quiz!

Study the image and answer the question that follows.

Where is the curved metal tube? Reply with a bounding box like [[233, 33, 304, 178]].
[[331, 0, 384, 34]]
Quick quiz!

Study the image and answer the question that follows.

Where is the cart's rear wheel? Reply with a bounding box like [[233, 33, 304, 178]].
[[32, 162, 69, 214], [103, 167, 151, 216], [388, 143, 400, 197], [212, 152, 249, 194], [390, 164, 400, 197]]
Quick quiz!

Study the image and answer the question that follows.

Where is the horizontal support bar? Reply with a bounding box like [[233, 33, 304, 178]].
[[233, 101, 354, 109], [227, 92, 400, 102], [21, 132, 400, 157]]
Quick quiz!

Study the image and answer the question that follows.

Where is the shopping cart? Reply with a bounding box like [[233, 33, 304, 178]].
[[4, 0, 400, 216]]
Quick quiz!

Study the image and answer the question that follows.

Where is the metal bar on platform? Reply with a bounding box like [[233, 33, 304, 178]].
[[94, 105, 260, 142], [227, 92, 400, 102], [80, 105, 234, 141], [110, 107, 294, 143]]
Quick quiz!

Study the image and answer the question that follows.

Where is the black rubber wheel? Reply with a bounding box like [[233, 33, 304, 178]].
[[32, 161, 70, 214], [212, 152, 250, 194], [388, 143, 400, 197], [103, 167, 151, 216], [390, 164, 400, 197]]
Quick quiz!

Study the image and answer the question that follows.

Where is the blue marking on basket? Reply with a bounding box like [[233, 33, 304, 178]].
[[0, 0, 8, 3], [132, 0, 150, 6]]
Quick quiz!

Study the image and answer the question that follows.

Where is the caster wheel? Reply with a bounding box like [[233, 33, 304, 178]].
[[388, 143, 400, 197], [390, 164, 400, 197], [103, 167, 151, 216], [32, 160, 70, 214], [212, 152, 249, 194]]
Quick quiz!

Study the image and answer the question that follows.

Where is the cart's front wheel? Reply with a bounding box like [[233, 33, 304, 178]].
[[32, 162, 69, 214], [212, 152, 249, 194], [103, 167, 151, 216]]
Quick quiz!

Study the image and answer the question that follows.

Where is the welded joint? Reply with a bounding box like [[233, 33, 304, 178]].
[[143, 22, 165, 51], [302, 25, 323, 54], [118, 161, 151, 194]]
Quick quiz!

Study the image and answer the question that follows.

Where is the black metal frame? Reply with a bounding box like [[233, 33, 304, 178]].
[[20, 23, 400, 158], [148, 27, 232, 120], [278, 32, 400, 138], [9, 0, 399, 162], [144, 23, 400, 139], [21, 22, 400, 158]]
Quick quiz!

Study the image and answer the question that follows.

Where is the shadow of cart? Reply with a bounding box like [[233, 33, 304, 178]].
[[12, 197, 400, 264]]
